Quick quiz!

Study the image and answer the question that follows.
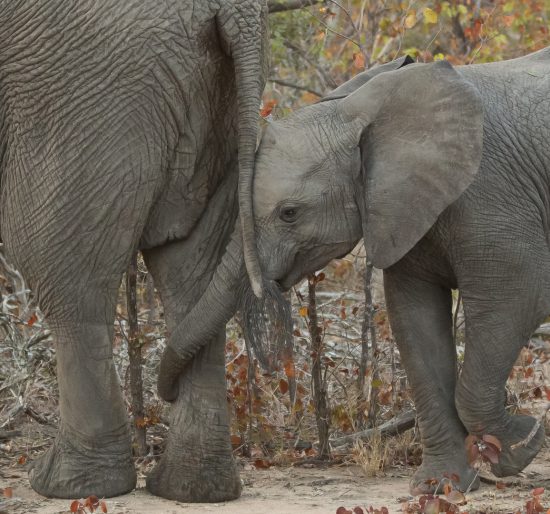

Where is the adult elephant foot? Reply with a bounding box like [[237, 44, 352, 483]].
[[146, 429, 241, 502], [29, 423, 136, 498], [409, 453, 479, 495], [490, 415, 545, 477], [147, 334, 241, 502]]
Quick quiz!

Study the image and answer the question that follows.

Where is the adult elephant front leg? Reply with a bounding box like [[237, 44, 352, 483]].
[[143, 184, 242, 502]]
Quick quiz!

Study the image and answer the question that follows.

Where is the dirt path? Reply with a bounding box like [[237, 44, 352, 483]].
[[2, 446, 549, 514]]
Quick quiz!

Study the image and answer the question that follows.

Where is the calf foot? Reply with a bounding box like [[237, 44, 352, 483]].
[[29, 424, 136, 498], [490, 415, 545, 477], [410, 453, 479, 495]]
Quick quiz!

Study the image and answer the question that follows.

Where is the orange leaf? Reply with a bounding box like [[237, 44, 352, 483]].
[[496, 481, 507, 490], [70, 500, 82, 513], [3, 487, 13, 498], [284, 359, 296, 379], [260, 100, 277, 118], [27, 313, 38, 326], [353, 52, 366, 70], [100, 500, 108, 513], [17, 455, 27, 465], [279, 379, 289, 395], [532, 487, 545, 496], [299, 306, 308, 317]]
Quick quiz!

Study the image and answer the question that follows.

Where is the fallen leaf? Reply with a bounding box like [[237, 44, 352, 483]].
[[253, 458, 272, 469], [70, 500, 82, 513], [336, 508, 353, 514], [445, 489, 466, 505], [481, 435, 502, 451], [2, 487, 13, 498]]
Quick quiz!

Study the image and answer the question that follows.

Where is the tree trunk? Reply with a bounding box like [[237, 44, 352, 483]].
[[307, 274, 330, 460]]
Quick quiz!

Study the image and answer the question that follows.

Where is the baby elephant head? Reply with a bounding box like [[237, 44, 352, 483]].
[[253, 58, 484, 288]]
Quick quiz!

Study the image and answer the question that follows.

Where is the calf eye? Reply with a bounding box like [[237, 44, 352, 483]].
[[280, 206, 298, 223]]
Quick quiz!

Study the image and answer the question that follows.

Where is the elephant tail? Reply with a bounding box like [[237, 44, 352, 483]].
[[217, 0, 269, 299]]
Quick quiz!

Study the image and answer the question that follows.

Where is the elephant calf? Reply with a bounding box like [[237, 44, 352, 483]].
[[247, 48, 550, 493]]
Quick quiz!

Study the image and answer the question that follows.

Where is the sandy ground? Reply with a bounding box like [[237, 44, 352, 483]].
[[2, 445, 549, 514]]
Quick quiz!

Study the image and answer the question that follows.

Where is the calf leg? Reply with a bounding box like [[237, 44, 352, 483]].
[[384, 266, 477, 494], [456, 250, 549, 477]]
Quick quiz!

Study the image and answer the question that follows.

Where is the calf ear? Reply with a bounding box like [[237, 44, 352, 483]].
[[337, 60, 483, 269], [320, 55, 414, 102]]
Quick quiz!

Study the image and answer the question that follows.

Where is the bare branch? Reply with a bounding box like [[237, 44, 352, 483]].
[[269, 78, 323, 97], [268, 0, 325, 13]]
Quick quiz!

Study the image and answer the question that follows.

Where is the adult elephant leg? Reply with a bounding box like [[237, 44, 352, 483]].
[[1, 116, 163, 497], [384, 264, 477, 495], [28, 294, 136, 498], [455, 237, 549, 477], [143, 190, 241, 502]]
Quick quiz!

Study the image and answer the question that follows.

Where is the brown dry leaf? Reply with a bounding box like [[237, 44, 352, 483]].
[[70, 500, 82, 513], [2, 487, 13, 498], [445, 489, 466, 505], [253, 458, 272, 469], [353, 52, 366, 69]]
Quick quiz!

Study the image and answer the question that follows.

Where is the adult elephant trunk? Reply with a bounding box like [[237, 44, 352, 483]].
[[158, 226, 245, 402]]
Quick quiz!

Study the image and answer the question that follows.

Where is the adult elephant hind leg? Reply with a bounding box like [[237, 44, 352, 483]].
[[28, 317, 136, 498], [384, 266, 478, 495], [143, 185, 241, 502], [2, 141, 162, 498], [455, 245, 549, 478]]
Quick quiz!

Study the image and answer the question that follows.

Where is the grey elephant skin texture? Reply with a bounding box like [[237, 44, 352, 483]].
[[253, 47, 550, 495], [0, 0, 270, 503]]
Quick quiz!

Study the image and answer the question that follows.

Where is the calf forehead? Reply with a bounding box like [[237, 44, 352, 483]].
[[253, 124, 317, 216]]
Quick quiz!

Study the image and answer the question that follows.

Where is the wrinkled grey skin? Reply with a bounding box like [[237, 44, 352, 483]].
[[0, 0, 270, 502], [252, 48, 550, 494]]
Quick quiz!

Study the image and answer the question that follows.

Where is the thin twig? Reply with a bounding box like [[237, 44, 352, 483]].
[[269, 78, 323, 97]]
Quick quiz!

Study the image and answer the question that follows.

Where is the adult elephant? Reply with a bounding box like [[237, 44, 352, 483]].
[[0, 0, 273, 502], [160, 48, 550, 494]]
